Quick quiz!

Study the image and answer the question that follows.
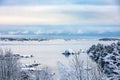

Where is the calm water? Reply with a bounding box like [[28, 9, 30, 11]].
[[1, 34, 118, 39]]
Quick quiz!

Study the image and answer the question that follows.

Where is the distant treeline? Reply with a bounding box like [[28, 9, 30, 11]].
[[99, 38, 120, 41], [0, 38, 48, 41]]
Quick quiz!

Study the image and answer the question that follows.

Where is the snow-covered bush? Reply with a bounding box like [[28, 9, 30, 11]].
[[58, 53, 105, 80], [87, 42, 120, 80], [0, 49, 21, 80], [0, 48, 54, 80], [57, 61, 75, 80], [34, 66, 54, 80], [70, 54, 106, 80], [20, 70, 34, 80]]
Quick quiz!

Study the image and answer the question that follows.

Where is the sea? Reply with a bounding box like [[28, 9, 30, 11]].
[[0, 34, 119, 39]]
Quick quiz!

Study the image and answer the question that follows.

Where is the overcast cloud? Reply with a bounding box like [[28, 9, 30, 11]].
[[0, 0, 119, 36]]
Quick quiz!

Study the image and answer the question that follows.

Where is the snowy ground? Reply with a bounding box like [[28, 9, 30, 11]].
[[0, 39, 117, 79]]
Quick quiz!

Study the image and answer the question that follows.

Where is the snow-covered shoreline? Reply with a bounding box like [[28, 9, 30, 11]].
[[0, 39, 118, 79], [0, 39, 117, 67]]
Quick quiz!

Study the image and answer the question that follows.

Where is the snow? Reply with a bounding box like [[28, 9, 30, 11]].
[[0, 39, 117, 79], [87, 41, 120, 79], [0, 39, 116, 67]]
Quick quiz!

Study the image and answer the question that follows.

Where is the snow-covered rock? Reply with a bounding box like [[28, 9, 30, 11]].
[[62, 49, 75, 57]]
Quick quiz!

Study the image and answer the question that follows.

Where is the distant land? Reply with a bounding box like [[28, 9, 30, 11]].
[[0, 32, 120, 39], [99, 38, 120, 41], [0, 37, 120, 42]]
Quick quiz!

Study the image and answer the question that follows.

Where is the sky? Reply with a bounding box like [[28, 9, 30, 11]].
[[0, 0, 120, 37]]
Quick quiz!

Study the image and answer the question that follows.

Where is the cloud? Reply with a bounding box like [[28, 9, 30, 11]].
[[115, 0, 120, 5], [7, 30, 29, 35], [83, 26, 120, 34], [21, 30, 29, 34], [34, 31, 42, 35], [8, 31, 20, 35], [0, 32, 2, 35], [0, 0, 116, 5], [0, 5, 119, 25], [77, 30, 84, 34], [0, 5, 119, 14], [0, 25, 119, 36]]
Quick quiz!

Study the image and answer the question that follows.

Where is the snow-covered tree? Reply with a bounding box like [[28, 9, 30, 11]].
[[87, 42, 120, 80], [58, 52, 106, 80], [0, 49, 21, 80], [57, 61, 75, 80], [0, 48, 55, 80], [70, 53, 106, 80], [70, 54, 84, 80]]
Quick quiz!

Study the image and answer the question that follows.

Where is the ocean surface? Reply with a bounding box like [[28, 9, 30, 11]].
[[0, 34, 119, 39]]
